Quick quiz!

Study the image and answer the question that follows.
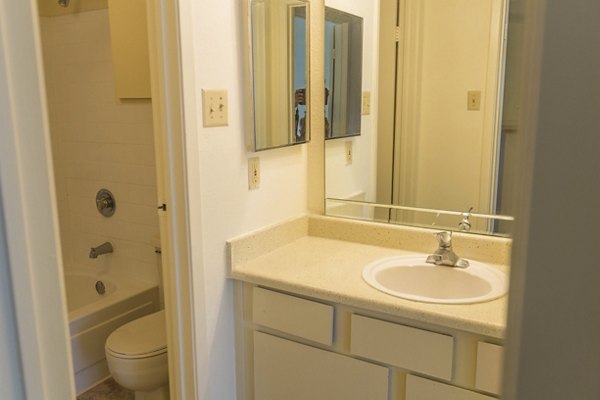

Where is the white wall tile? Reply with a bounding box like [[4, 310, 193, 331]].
[[66, 179, 157, 207], [65, 162, 157, 185], [40, 9, 160, 287]]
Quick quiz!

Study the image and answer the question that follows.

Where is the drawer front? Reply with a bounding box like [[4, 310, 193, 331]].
[[252, 287, 334, 345], [254, 332, 389, 400], [475, 342, 504, 395], [350, 314, 454, 380], [406, 374, 496, 400]]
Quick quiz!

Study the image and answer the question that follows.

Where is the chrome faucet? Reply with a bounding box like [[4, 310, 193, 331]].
[[89, 242, 113, 259], [426, 231, 469, 268]]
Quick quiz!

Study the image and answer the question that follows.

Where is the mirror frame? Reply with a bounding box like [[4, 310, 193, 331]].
[[243, 0, 312, 152]]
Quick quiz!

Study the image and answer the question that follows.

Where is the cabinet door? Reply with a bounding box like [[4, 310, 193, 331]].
[[475, 342, 504, 395], [406, 375, 496, 400], [107, 0, 151, 98], [254, 331, 388, 400]]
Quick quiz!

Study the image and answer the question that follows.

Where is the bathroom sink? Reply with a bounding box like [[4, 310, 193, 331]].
[[362, 255, 508, 304]]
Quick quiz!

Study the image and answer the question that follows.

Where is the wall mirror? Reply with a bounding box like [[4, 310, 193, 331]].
[[324, 0, 517, 236], [244, 0, 310, 151], [325, 7, 363, 139]]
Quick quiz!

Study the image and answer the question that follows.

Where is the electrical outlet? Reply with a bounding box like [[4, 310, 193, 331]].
[[467, 90, 481, 111], [362, 91, 371, 115], [202, 89, 228, 127], [248, 157, 260, 190], [345, 141, 353, 164]]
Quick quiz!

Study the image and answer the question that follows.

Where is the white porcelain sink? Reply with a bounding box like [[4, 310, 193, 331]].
[[362, 255, 508, 304]]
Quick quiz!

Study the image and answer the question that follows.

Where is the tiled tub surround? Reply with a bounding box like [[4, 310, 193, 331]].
[[39, 10, 161, 284], [230, 216, 510, 399], [229, 215, 510, 338]]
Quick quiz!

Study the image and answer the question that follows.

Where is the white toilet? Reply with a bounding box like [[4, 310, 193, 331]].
[[105, 310, 169, 400]]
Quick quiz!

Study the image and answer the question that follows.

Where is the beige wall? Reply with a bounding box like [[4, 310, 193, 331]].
[[40, 10, 161, 285]]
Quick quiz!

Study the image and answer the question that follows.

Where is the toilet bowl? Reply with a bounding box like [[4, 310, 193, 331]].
[[105, 310, 169, 400]]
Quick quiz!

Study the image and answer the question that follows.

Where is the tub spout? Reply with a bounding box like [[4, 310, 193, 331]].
[[89, 242, 113, 259]]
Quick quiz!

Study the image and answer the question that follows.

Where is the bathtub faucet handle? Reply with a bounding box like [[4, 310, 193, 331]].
[[89, 242, 113, 259]]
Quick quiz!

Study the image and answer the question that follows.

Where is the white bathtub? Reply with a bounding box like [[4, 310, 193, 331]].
[[64, 271, 159, 394]]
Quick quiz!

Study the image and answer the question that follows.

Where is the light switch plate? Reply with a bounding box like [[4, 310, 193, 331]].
[[467, 90, 481, 111], [202, 89, 228, 127]]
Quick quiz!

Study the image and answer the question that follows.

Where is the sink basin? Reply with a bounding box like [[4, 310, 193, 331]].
[[362, 255, 508, 304]]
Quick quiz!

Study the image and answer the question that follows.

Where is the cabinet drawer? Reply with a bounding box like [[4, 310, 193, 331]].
[[252, 287, 334, 345], [475, 342, 504, 395], [254, 331, 389, 400], [350, 314, 454, 380], [406, 374, 495, 400]]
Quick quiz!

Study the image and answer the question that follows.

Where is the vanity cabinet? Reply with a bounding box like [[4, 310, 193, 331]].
[[236, 284, 504, 400]]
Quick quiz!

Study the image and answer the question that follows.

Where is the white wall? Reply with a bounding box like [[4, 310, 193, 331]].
[[504, 0, 600, 398], [40, 10, 161, 285], [324, 0, 379, 204], [0, 198, 25, 400], [178, 1, 309, 398]]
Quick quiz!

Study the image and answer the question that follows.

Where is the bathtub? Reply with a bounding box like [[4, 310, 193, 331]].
[[64, 271, 159, 394]]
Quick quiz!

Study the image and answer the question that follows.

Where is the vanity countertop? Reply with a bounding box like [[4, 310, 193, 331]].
[[228, 215, 510, 339]]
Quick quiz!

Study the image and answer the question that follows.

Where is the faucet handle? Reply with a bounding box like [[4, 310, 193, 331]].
[[434, 231, 453, 248]]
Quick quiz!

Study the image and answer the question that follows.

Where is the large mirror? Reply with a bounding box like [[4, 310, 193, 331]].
[[325, 0, 516, 235], [244, 0, 310, 151]]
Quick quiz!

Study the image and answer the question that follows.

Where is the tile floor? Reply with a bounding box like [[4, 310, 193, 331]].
[[77, 379, 133, 400]]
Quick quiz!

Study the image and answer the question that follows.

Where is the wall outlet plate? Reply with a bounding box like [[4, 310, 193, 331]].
[[248, 157, 260, 190], [345, 141, 353, 164]]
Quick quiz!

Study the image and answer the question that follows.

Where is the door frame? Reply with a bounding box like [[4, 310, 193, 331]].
[[146, 0, 198, 398], [0, 0, 199, 398], [0, 0, 75, 397]]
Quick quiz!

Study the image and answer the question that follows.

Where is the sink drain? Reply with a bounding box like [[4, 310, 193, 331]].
[[95, 280, 106, 295]]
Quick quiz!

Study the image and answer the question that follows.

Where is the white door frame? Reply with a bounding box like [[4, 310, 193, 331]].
[[147, 0, 198, 398], [0, 0, 76, 398], [0, 0, 199, 398]]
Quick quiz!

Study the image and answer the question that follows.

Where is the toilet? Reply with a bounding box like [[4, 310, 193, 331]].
[[105, 310, 169, 400]]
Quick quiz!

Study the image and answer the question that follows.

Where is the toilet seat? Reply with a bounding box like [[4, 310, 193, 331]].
[[106, 310, 167, 360]]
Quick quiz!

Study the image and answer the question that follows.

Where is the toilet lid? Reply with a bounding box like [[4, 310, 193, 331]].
[[106, 310, 167, 357]]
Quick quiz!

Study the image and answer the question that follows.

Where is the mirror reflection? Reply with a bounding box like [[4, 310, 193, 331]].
[[325, 7, 363, 139], [247, 0, 310, 151], [325, 0, 514, 235]]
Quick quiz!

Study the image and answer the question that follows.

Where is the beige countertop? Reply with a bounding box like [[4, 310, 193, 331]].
[[228, 215, 509, 339]]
